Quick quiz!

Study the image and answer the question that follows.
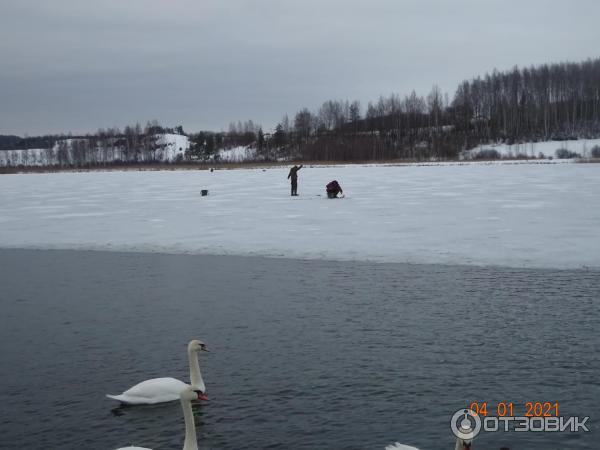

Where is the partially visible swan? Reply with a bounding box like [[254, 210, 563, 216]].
[[114, 448, 151, 450], [115, 386, 203, 450], [107, 340, 209, 405], [385, 425, 474, 450], [385, 438, 472, 450]]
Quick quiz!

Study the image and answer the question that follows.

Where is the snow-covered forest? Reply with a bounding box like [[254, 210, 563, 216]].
[[2, 58, 600, 168]]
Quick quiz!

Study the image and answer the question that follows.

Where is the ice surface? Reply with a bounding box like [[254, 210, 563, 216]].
[[0, 163, 599, 269]]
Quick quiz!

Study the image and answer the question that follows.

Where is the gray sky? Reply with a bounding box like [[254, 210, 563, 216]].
[[1, 0, 599, 136]]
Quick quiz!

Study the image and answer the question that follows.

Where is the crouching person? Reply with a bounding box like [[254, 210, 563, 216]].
[[326, 180, 343, 198]]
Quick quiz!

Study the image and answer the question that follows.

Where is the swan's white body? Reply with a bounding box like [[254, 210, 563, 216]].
[[385, 443, 470, 450], [115, 447, 152, 450], [115, 387, 201, 450], [386, 431, 473, 450], [107, 340, 207, 405], [385, 444, 420, 450], [107, 377, 193, 405]]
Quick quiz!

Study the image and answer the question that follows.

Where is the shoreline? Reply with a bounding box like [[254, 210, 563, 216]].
[[1, 245, 598, 272], [1, 157, 596, 175]]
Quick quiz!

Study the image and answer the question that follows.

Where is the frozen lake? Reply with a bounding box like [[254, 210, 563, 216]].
[[0, 163, 599, 269]]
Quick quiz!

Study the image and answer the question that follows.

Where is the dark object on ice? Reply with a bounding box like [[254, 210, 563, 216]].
[[210, 168, 214, 172], [201, 190, 209, 196], [326, 180, 343, 198], [287, 164, 303, 196]]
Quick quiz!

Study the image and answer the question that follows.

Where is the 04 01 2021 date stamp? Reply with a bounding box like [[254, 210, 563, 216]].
[[450, 402, 590, 439], [468, 401, 560, 417]]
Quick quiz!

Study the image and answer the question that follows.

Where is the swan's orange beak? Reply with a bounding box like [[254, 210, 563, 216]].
[[198, 392, 209, 401]]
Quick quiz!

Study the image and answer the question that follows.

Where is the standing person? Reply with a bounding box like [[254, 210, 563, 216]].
[[287, 164, 303, 196], [326, 180, 343, 198]]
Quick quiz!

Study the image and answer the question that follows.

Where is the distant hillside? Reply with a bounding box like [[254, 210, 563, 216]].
[[270, 57, 600, 161], [3, 57, 600, 166], [0, 134, 189, 167]]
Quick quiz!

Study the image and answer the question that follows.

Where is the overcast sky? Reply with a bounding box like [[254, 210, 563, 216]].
[[1, 0, 599, 136]]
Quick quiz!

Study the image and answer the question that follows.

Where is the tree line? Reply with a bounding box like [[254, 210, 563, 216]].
[[269, 58, 600, 161], [0, 121, 187, 167], [2, 57, 600, 166]]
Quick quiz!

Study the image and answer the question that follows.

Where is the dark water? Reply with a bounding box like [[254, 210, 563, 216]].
[[0, 249, 598, 450]]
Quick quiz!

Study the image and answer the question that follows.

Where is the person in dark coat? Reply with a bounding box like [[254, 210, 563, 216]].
[[287, 164, 303, 196], [326, 180, 343, 198]]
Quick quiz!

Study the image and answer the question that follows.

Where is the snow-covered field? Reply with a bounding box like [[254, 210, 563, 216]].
[[1, 163, 599, 269], [463, 138, 600, 159]]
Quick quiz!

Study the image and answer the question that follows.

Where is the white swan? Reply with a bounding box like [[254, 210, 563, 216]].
[[115, 386, 203, 450], [107, 340, 209, 405], [115, 448, 151, 450], [385, 425, 474, 450]]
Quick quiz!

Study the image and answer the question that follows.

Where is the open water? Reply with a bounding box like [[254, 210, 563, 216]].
[[0, 249, 598, 449]]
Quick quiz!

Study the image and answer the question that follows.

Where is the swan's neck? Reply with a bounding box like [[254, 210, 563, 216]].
[[181, 397, 198, 450], [188, 350, 204, 388], [455, 440, 469, 450]]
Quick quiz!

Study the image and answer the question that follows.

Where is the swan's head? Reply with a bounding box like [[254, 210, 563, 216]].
[[457, 438, 472, 450], [180, 387, 208, 402], [455, 423, 474, 450], [188, 339, 209, 353]]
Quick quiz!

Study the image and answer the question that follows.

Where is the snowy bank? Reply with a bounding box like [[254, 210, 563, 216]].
[[462, 138, 600, 160], [216, 146, 257, 162], [0, 163, 599, 269]]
